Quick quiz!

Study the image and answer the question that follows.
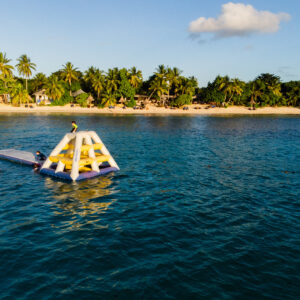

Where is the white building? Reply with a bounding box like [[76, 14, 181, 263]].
[[33, 89, 51, 105]]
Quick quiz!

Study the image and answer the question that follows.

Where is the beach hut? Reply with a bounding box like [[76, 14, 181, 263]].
[[72, 89, 94, 107], [33, 89, 51, 105], [86, 95, 94, 107], [119, 96, 125, 104], [72, 89, 86, 98], [0, 93, 11, 104]]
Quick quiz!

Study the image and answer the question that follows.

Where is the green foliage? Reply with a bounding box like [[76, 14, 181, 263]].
[[45, 75, 65, 101], [15, 54, 36, 90], [254, 73, 282, 106], [75, 93, 88, 107], [2, 52, 300, 108], [118, 68, 135, 101], [125, 97, 136, 107], [60, 62, 79, 95], [50, 92, 72, 106], [281, 81, 300, 106], [105, 68, 120, 95], [149, 76, 168, 102], [0, 79, 4, 92], [200, 80, 224, 106], [0, 52, 14, 79], [11, 83, 32, 106], [71, 81, 81, 92], [170, 94, 192, 107], [128, 67, 143, 89], [60, 91, 73, 104], [97, 102, 105, 108], [31, 73, 47, 93], [91, 70, 105, 101], [100, 90, 116, 107]]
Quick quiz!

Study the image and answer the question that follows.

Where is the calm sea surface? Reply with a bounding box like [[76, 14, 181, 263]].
[[0, 114, 299, 299]]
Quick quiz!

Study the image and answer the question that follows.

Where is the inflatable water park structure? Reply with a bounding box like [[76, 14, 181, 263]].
[[0, 131, 119, 181]]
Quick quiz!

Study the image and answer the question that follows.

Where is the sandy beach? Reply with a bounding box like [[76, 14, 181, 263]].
[[0, 104, 299, 115]]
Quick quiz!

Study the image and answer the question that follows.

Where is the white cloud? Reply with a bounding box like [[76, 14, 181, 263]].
[[189, 2, 290, 38]]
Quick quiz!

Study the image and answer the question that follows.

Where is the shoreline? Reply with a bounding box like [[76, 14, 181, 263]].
[[0, 104, 299, 115]]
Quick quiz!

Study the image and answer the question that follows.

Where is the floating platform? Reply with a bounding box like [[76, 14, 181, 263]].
[[40, 131, 119, 181], [0, 149, 38, 166], [0, 131, 120, 181]]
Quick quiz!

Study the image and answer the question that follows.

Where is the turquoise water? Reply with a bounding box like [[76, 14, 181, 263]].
[[0, 114, 299, 299]]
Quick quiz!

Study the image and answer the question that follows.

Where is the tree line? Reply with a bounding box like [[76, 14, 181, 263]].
[[0, 52, 299, 107]]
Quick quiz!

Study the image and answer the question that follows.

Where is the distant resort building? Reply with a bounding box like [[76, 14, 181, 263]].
[[86, 95, 94, 106], [72, 89, 94, 106], [0, 94, 11, 104], [32, 88, 94, 106], [71, 89, 86, 98], [33, 89, 51, 105]]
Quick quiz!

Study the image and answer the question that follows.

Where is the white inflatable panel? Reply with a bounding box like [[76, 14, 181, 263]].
[[0, 149, 38, 165]]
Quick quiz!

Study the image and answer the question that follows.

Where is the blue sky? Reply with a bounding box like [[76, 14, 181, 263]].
[[1, 0, 299, 86]]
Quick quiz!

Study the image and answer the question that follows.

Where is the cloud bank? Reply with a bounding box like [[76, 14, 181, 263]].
[[189, 2, 290, 38]]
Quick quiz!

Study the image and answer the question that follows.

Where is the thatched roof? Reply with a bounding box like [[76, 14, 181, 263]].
[[87, 95, 94, 104], [134, 94, 148, 99], [33, 89, 47, 96], [72, 89, 86, 97]]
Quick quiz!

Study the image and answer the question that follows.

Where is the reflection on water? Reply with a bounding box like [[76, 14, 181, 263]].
[[45, 175, 116, 221], [0, 115, 299, 299]]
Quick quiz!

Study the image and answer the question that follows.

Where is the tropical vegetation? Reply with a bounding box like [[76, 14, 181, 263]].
[[0, 51, 299, 108]]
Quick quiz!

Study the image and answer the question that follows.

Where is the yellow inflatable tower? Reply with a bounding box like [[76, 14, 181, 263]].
[[40, 131, 119, 181]]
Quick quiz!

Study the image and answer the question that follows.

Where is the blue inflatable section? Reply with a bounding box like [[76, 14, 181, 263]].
[[40, 166, 119, 181]]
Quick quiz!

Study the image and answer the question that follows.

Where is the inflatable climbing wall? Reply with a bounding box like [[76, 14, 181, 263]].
[[40, 131, 119, 181]]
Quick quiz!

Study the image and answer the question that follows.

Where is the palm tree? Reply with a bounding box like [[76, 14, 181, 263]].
[[175, 76, 198, 97], [61, 62, 78, 96], [0, 52, 14, 80], [256, 73, 281, 105], [1, 74, 17, 104], [217, 76, 231, 105], [100, 90, 116, 107], [0, 52, 14, 103], [155, 65, 167, 79], [286, 86, 300, 106], [256, 73, 280, 86], [227, 79, 244, 104], [84, 66, 97, 84], [44, 75, 65, 100], [249, 80, 263, 109], [154, 65, 169, 105], [106, 68, 120, 94], [32, 73, 47, 92], [16, 54, 36, 91], [1, 74, 16, 91], [268, 82, 282, 98], [11, 83, 32, 106], [128, 67, 143, 89], [92, 70, 105, 100], [169, 67, 182, 97], [165, 68, 173, 101], [148, 76, 168, 104]]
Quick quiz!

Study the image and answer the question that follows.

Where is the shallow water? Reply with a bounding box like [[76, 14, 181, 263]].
[[0, 114, 299, 299]]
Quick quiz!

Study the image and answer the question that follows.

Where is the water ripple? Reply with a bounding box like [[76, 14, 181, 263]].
[[0, 115, 299, 299]]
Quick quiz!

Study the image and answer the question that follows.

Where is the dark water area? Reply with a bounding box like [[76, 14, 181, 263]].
[[0, 114, 299, 299]]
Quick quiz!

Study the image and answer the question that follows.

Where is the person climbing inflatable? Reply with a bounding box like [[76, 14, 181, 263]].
[[71, 121, 78, 133], [36, 150, 47, 162]]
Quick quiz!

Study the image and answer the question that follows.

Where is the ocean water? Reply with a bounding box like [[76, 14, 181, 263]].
[[0, 114, 299, 299]]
